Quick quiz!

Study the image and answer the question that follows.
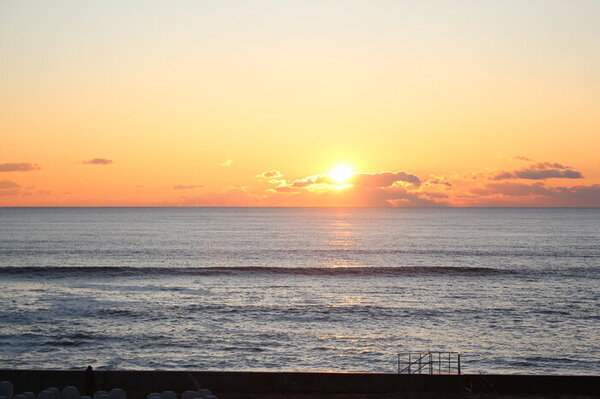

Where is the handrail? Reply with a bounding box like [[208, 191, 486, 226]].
[[397, 351, 461, 375], [397, 352, 431, 374]]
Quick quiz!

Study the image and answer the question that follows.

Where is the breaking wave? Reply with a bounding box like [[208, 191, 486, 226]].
[[0, 265, 511, 277]]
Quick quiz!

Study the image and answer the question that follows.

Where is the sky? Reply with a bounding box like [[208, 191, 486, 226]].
[[1, 0, 599, 207]]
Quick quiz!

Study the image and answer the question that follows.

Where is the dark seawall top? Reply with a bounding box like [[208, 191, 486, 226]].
[[1, 370, 599, 398]]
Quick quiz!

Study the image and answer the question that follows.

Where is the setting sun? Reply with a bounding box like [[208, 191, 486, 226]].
[[0, 0, 599, 384], [329, 165, 355, 184]]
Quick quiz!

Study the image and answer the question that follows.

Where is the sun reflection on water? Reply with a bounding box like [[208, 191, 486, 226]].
[[323, 215, 362, 268]]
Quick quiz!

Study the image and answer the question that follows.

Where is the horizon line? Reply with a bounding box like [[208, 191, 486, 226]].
[[1, 206, 599, 209]]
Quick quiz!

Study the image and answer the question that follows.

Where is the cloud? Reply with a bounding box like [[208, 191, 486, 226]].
[[173, 184, 204, 190], [256, 170, 287, 186], [357, 184, 446, 207], [550, 184, 600, 206], [257, 170, 283, 179], [468, 182, 600, 207], [514, 155, 533, 161], [385, 191, 449, 207], [178, 186, 261, 206], [290, 179, 316, 188], [0, 180, 52, 197], [273, 186, 298, 193], [425, 178, 452, 187], [257, 158, 594, 207], [221, 159, 234, 167], [83, 158, 113, 165], [274, 170, 421, 193], [0, 180, 21, 189], [2, 154, 596, 207], [515, 169, 582, 180], [352, 171, 421, 188], [0, 163, 40, 172], [0, 180, 22, 196], [492, 160, 583, 180], [472, 182, 551, 197], [261, 169, 443, 207]]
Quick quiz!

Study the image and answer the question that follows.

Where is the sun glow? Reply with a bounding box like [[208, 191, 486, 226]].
[[329, 165, 355, 184]]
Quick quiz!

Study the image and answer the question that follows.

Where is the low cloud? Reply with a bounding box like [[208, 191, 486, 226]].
[[551, 184, 600, 206], [256, 158, 597, 207], [0, 180, 21, 189], [469, 182, 600, 207], [275, 170, 421, 193], [221, 160, 234, 167], [83, 158, 113, 165], [178, 186, 260, 206], [492, 160, 583, 180], [2, 155, 596, 207], [262, 170, 441, 207], [274, 186, 297, 193], [472, 182, 550, 197], [0, 180, 52, 197], [290, 179, 315, 188], [352, 171, 421, 188], [0, 163, 40, 172], [173, 184, 204, 190], [385, 191, 449, 207], [426, 178, 452, 187], [0, 180, 21, 196], [257, 170, 283, 179], [514, 155, 533, 161]]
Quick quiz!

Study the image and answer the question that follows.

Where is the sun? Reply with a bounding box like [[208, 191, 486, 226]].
[[329, 165, 355, 184]]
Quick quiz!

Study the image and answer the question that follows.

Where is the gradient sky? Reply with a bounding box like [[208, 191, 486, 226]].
[[1, 1, 599, 206]]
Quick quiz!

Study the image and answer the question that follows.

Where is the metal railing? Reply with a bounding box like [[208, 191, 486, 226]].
[[397, 351, 461, 375]]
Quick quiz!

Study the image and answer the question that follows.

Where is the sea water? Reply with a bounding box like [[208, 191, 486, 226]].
[[0, 207, 598, 374]]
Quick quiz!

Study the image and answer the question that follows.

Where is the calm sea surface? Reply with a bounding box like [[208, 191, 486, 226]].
[[0, 207, 598, 375]]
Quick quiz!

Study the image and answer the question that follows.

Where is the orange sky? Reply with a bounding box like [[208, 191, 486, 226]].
[[1, 1, 599, 207]]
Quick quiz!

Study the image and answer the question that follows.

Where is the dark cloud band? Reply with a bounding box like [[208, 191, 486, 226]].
[[0, 163, 40, 172]]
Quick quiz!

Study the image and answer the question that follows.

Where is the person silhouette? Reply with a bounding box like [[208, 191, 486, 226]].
[[84, 365, 95, 396]]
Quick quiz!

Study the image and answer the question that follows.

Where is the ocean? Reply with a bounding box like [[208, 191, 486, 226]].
[[0, 207, 598, 375]]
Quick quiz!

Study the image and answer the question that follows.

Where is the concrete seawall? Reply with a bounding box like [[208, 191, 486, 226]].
[[1, 370, 599, 398]]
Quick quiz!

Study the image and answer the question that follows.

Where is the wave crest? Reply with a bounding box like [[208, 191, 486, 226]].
[[0, 265, 508, 277]]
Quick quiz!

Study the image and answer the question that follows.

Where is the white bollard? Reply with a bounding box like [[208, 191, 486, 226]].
[[93, 391, 109, 399], [37, 391, 53, 399], [108, 389, 125, 399], [45, 388, 60, 399], [61, 386, 79, 399], [180, 391, 198, 399], [0, 382, 14, 399]]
